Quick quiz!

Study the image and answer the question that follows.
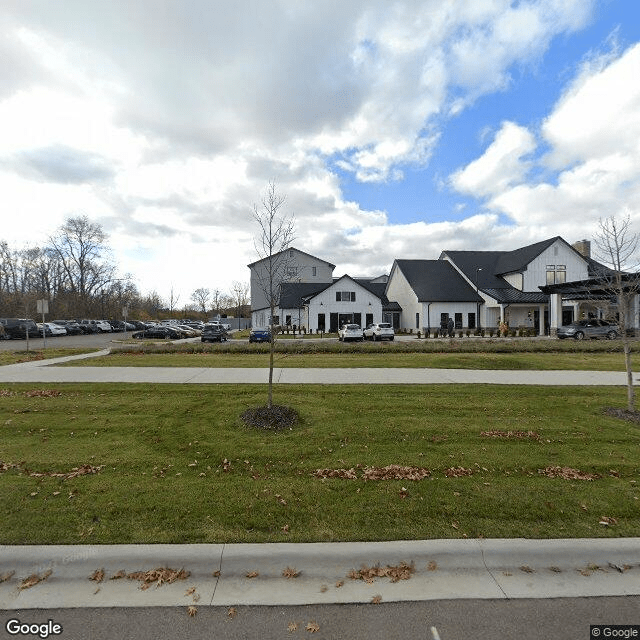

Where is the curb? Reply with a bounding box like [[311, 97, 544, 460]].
[[1, 539, 639, 609]]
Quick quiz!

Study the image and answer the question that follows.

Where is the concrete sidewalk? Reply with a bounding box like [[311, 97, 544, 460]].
[[1, 539, 639, 610], [0, 350, 636, 385]]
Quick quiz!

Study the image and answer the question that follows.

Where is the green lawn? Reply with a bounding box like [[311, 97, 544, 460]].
[[0, 383, 638, 544], [0, 348, 98, 366], [64, 349, 634, 371]]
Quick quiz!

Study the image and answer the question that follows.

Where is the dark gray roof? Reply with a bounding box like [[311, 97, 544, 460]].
[[279, 282, 328, 308], [483, 289, 548, 304], [494, 237, 562, 274], [393, 260, 483, 302], [279, 276, 390, 307], [247, 246, 335, 269], [438, 251, 511, 290]]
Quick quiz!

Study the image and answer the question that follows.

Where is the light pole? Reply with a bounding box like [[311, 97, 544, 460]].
[[475, 268, 483, 332]]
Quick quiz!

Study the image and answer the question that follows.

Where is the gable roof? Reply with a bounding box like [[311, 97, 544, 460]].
[[392, 260, 483, 302], [279, 275, 388, 308], [247, 246, 335, 269]]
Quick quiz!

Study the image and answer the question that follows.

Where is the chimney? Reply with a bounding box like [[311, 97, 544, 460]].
[[572, 239, 591, 258]]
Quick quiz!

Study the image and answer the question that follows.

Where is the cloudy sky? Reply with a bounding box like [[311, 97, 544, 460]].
[[1, 0, 639, 305]]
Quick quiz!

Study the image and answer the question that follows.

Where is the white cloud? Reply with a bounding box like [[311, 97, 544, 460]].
[[450, 41, 640, 243], [0, 0, 603, 302], [450, 121, 537, 197]]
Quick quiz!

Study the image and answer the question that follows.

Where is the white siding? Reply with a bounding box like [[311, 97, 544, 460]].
[[385, 264, 420, 330], [423, 302, 480, 332], [522, 240, 588, 290], [249, 248, 333, 311], [306, 278, 382, 331]]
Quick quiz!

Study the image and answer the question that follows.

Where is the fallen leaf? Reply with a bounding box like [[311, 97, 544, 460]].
[[246, 570, 259, 579], [213, 570, 221, 577], [335, 580, 344, 588], [227, 607, 237, 619], [287, 622, 298, 632], [185, 586, 196, 596], [282, 567, 299, 579], [599, 516, 618, 526], [520, 566, 534, 574], [126, 567, 190, 589], [187, 606, 197, 617], [371, 594, 382, 604], [306, 621, 320, 633], [19, 570, 52, 590], [89, 569, 105, 583], [427, 561, 437, 571], [0, 571, 15, 583], [110, 570, 126, 580], [538, 466, 600, 481], [320, 585, 328, 593]]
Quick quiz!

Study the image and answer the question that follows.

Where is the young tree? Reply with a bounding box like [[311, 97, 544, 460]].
[[253, 182, 295, 409], [593, 213, 640, 412]]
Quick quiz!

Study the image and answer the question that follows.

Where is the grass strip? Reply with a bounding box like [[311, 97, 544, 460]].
[[0, 383, 638, 544], [63, 349, 634, 371]]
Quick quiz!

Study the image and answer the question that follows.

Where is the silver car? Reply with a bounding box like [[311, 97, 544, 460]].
[[557, 319, 618, 340]]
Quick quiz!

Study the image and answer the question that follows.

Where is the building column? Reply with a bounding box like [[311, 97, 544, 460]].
[[549, 293, 562, 337], [538, 304, 546, 336]]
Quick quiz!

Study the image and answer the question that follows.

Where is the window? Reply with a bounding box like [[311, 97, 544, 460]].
[[455, 313, 462, 329], [312, 266, 317, 276], [336, 291, 356, 302], [416, 312, 420, 329], [546, 264, 566, 284], [468, 312, 476, 329]]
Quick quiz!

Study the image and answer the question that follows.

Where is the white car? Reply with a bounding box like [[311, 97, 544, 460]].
[[37, 322, 67, 336], [338, 324, 364, 342], [363, 322, 395, 341]]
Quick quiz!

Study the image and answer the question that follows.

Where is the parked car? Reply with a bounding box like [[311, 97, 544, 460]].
[[208, 320, 231, 331], [249, 327, 272, 343], [79, 319, 112, 333], [338, 323, 364, 342], [41, 322, 67, 336], [0, 318, 40, 339], [201, 324, 228, 343], [109, 320, 136, 332], [53, 320, 83, 335], [557, 319, 619, 340], [132, 326, 183, 340], [363, 322, 395, 341]]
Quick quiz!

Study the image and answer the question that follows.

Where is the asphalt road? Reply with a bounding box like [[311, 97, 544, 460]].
[[0, 332, 119, 351], [3, 597, 638, 640]]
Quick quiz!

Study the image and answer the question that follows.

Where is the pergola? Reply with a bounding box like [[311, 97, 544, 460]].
[[540, 274, 640, 335]]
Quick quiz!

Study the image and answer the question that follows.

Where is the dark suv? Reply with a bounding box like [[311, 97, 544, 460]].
[[0, 318, 39, 339], [201, 323, 228, 343]]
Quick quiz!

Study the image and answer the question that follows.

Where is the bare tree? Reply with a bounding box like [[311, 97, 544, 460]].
[[190, 287, 211, 316], [48, 215, 116, 314], [168, 286, 180, 313], [231, 280, 249, 327], [210, 288, 222, 317], [253, 182, 295, 408], [593, 213, 640, 412]]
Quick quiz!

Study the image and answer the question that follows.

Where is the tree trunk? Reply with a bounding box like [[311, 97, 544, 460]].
[[623, 337, 635, 412]]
